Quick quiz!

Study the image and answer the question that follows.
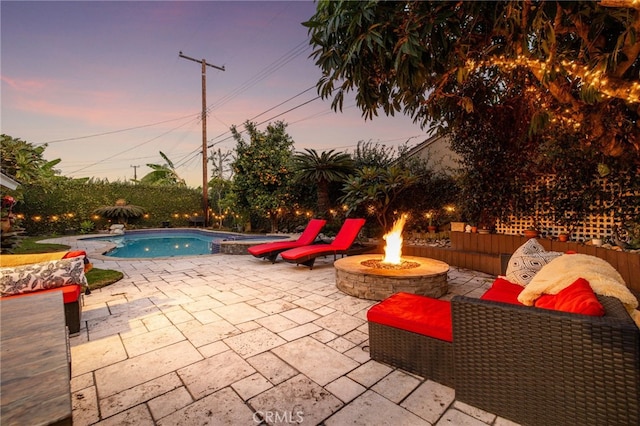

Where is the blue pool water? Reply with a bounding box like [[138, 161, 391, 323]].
[[86, 229, 281, 259]]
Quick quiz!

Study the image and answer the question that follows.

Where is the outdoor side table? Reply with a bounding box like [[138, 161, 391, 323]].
[[1, 291, 72, 425]]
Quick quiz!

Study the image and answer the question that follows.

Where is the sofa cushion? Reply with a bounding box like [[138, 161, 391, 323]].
[[367, 292, 452, 342], [1, 284, 82, 304], [506, 238, 562, 285], [481, 277, 525, 305], [0, 257, 87, 297], [534, 278, 605, 316]]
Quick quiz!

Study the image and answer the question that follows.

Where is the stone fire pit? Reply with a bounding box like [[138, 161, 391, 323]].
[[335, 254, 449, 301]]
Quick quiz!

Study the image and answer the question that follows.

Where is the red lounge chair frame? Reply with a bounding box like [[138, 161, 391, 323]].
[[247, 218, 327, 263], [280, 218, 366, 269]]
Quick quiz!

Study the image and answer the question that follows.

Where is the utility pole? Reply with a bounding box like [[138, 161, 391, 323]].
[[178, 51, 225, 227], [130, 165, 140, 182]]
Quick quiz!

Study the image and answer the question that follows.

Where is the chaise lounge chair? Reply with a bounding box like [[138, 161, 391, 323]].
[[280, 218, 366, 269], [247, 218, 327, 263]]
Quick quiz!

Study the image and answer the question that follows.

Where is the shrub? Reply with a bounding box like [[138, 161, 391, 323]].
[[16, 180, 201, 235]]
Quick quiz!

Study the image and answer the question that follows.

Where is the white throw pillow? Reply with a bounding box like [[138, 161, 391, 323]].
[[506, 239, 561, 285]]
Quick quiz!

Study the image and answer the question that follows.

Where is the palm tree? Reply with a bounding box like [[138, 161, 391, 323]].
[[293, 149, 354, 217], [139, 151, 186, 186]]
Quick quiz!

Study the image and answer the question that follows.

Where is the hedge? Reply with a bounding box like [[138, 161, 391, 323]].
[[15, 180, 202, 235]]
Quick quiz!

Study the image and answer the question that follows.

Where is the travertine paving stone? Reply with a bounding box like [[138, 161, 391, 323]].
[[272, 336, 359, 386], [99, 373, 183, 419], [177, 350, 255, 399], [247, 351, 299, 385], [46, 235, 518, 425], [402, 380, 456, 424], [223, 327, 286, 357], [121, 325, 185, 357], [72, 333, 128, 375], [249, 374, 343, 425], [372, 369, 422, 403], [147, 386, 193, 421], [95, 341, 203, 397], [324, 376, 366, 403], [157, 388, 254, 425], [325, 390, 429, 425]]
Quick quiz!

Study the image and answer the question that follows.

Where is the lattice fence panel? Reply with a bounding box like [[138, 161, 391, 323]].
[[494, 176, 638, 242]]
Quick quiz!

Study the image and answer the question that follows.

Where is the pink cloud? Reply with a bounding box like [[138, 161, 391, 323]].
[[4, 75, 195, 129]]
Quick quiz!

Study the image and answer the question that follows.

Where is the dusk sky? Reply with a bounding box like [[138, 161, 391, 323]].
[[1, 0, 427, 187]]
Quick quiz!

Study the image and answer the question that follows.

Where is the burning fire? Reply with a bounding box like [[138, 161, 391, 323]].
[[382, 215, 407, 265]]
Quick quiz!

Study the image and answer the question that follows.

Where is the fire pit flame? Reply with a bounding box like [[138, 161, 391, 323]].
[[382, 215, 406, 265]]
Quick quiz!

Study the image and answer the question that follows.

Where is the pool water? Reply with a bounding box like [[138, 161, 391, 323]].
[[87, 230, 275, 259]]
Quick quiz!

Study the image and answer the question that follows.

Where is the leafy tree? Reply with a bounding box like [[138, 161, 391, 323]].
[[352, 140, 397, 169], [449, 71, 540, 227], [394, 155, 460, 230], [208, 176, 232, 228], [230, 121, 295, 232], [292, 148, 354, 218], [1, 134, 62, 189], [140, 151, 186, 186], [208, 148, 235, 228], [304, 0, 640, 163], [340, 165, 417, 232]]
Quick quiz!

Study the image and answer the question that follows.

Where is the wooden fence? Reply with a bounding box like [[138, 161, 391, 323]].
[[402, 232, 639, 296]]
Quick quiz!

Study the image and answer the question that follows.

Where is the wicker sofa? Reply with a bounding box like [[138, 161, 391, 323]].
[[368, 290, 639, 425], [452, 294, 640, 426]]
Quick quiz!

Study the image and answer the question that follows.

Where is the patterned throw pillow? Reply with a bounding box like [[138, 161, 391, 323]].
[[506, 239, 561, 286], [0, 257, 88, 297]]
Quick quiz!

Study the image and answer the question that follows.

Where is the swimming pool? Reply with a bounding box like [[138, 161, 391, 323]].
[[86, 229, 283, 259]]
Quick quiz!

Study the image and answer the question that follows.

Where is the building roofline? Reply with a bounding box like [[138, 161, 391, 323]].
[[1, 172, 20, 190]]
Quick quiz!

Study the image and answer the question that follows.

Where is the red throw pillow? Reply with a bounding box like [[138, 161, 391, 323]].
[[480, 277, 525, 305], [534, 278, 605, 316]]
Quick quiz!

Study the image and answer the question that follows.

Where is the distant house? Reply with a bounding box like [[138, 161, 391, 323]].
[[405, 133, 461, 174], [0, 172, 20, 190]]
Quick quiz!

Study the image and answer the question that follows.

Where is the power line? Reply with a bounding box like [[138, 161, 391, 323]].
[[206, 41, 310, 114], [204, 85, 320, 147], [36, 114, 200, 145], [67, 114, 201, 175], [248, 85, 316, 122]]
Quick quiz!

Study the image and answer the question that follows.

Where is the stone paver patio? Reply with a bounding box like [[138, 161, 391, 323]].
[[46, 235, 520, 425]]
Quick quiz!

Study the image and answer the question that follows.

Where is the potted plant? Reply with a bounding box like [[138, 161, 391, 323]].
[[1, 195, 16, 234], [426, 212, 437, 233], [523, 212, 541, 238]]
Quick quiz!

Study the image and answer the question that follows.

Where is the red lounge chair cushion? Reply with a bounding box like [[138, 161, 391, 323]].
[[280, 244, 338, 260], [481, 277, 525, 305], [2, 284, 82, 304], [280, 218, 366, 261], [367, 292, 452, 342], [248, 219, 327, 257], [248, 241, 306, 257], [534, 278, 605, 316], [330, 218, 366, 250]]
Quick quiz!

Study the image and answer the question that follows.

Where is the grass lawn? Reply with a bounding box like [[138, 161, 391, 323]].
[[12, 236, 123, 290]]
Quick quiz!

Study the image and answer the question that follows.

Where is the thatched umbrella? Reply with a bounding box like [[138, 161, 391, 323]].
[[94, 199, 145, 225]]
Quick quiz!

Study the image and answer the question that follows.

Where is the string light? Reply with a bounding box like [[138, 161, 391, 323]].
[[468, 55, 640, 104]]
